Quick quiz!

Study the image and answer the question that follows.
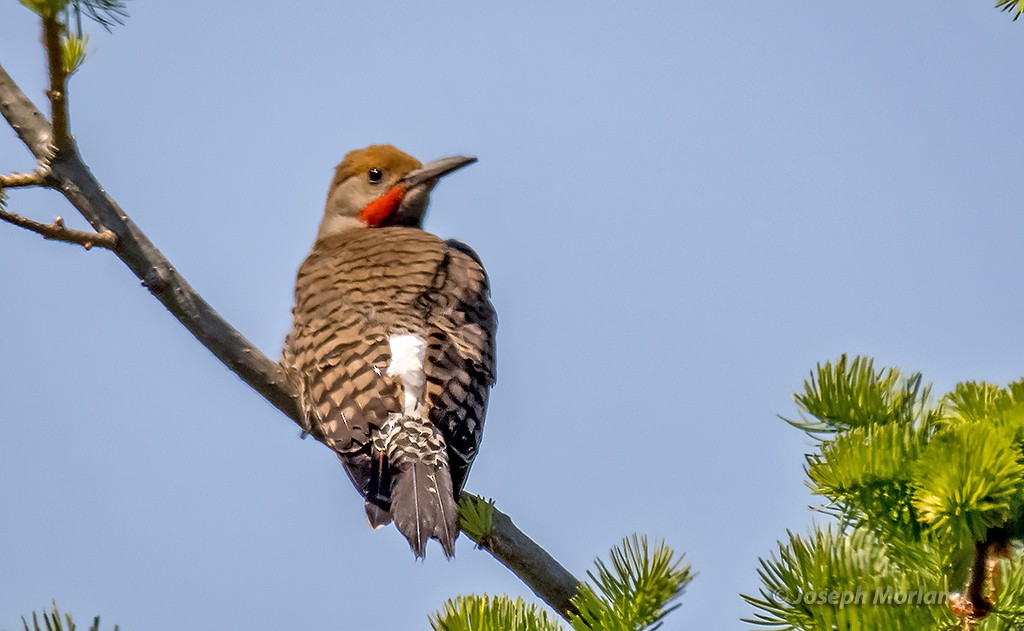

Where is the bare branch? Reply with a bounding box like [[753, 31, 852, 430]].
[[0, 171, 47, 188], [0, 208, 116, 250]]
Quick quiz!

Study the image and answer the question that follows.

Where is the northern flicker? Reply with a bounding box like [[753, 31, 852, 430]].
[[282, 144, 496, 558]]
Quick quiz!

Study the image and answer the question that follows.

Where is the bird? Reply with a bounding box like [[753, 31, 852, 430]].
[[281, 144, 496, 558]]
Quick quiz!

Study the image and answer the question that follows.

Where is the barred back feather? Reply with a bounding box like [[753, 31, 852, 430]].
[[282, 227, 496, 558]]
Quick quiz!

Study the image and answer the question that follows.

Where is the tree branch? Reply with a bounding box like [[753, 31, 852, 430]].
[[462, 498, 581, 619], [0, 33, 583, 617], [0, 208, 116, 249]]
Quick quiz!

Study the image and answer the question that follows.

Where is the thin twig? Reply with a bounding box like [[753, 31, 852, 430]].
[[0, 171, 47, 188], [0, 207, 116, 250], [42, 16, 71, 152]]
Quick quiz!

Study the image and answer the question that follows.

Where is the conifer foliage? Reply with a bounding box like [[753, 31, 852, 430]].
[[21, 602, 117, 631], [745, 355, 1024, 629], [431, 533, 692, 631]]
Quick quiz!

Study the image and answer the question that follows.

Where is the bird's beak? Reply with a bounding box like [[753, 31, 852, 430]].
[[382, 155, 477, 228], [400, 155, 477, 190]]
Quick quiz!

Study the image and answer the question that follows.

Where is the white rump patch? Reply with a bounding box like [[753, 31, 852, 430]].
[[387, 333, 426, 415]]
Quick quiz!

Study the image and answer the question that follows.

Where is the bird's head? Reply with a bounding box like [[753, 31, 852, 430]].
[[317, 144, 476, 239]]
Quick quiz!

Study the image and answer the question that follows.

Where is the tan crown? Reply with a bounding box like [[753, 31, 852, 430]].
[[329, 144, 422, 194]]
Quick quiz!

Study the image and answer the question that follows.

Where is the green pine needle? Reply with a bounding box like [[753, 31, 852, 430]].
[[945, 381, 1006, 423], [568, 535, 692, 631], [430, 594, 563, 631], [806, 422, 930, 550], [18, 1, 128, 32], [786, 355, 932, 438], [67, 0, 128, 32], [912, 422, 1024, 542], [20, 602, 118, 631], [742, 526, 953, 629], [945, 379, 1024, 443], [61, 35, 88, 76], [458, 493, 496, 542], [765, 359, 1024, 629], [996, 0, 1024, 20], [809, 422, 926, 501]]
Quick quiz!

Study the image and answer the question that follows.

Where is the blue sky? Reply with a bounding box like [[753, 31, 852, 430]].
[[2, 2, 1023, 629]]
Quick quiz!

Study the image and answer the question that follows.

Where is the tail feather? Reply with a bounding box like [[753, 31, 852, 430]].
[[391, 461, 458, 558], [364, 500, 392, 530], [364, 449, 393, 530]]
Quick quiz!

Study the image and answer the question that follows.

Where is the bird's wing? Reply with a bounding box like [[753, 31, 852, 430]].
[[422, 238, 497, 495], [283, 231, 409, 501]]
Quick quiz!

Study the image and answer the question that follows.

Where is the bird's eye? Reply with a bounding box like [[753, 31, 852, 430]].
[[368, 168, 383, 184]]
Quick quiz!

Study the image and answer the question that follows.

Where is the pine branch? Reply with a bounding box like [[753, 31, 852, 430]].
[[430, 594, 563, 631], [786, 355, 932, 438], [759, 359, 1024, 629], [913, 423, 1024, 543], [742, 526, 954, 629], [569, 535, 692, 631], [21, 601, 118, 631]]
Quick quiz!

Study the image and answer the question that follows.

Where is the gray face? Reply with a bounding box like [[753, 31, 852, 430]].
[[316, 168, 405, 239], [316, 154, 476, 240]]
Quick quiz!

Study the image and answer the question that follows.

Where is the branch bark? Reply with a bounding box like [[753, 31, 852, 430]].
[[0, 52, 582, 617], [463, 500, 582, 619], [0, 64, 52, 158]]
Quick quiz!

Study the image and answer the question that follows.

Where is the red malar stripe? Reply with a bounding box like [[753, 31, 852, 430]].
[[358, 186, 406, 226]]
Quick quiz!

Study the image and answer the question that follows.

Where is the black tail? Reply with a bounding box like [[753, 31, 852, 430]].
[[391, 460, 459, 558]]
